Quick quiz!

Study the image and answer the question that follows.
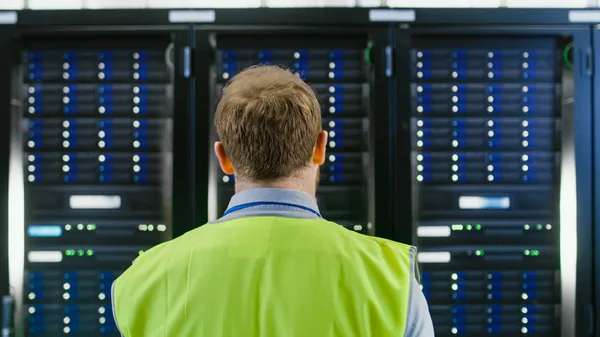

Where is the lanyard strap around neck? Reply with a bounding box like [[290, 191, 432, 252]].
[[223, 201, 322, 218]]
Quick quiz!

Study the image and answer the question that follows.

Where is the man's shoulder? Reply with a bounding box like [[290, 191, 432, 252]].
[[329, 221, 416, 256]]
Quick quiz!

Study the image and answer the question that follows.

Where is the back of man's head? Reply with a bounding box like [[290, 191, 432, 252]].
[[215, 65, 322, 182]]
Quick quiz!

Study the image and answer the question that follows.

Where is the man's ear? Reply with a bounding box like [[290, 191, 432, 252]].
[[215, 142, 235, 175], [312, 131, 328, 166]]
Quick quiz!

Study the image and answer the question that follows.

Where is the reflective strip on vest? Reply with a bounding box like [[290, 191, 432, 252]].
[[113, 217, 416, 337]]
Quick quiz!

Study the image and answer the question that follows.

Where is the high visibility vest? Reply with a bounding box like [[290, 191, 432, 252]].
[[112, 217, 416, 337]]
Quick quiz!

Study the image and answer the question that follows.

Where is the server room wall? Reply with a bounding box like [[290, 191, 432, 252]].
[[0, 7, 599, 337]]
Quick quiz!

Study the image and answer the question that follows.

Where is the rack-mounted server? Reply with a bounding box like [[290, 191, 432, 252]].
[[408, 35, 576, 337], [209, 35, 375, 234], [8, 35, 175, 337]]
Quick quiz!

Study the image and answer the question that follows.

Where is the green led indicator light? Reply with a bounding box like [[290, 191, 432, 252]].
[[531, 250, 540, 256], [65, 224, 72, 231], [475, 250, 484, 256], [65, 249, 75, 256], [476, 224, 482, 231], [86, 250, 94, 256], [451, 224, 464, 231], [524, 224, 530, 230], [546, 224, 552, 230], [87, 224, 97, 231], [525, 250, 530, 256], [466, 224, 473, 231], [77, 250, 84, 257], [536, 224, 543, 230]]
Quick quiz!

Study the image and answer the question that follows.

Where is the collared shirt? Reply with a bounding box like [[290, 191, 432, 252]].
[[212, 188, 435, 337]]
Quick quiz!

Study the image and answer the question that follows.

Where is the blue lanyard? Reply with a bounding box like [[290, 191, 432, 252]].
[[223, 201, 322, 218]]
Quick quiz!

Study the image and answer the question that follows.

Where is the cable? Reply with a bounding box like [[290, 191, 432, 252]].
[[563, 42, 573, 69], [164, 43, 175, 71]]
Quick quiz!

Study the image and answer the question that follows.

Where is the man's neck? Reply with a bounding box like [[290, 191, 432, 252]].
[[235, 178, 316, 199]]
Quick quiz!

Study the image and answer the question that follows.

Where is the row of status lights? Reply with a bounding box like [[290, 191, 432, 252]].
[[450, 223, 553, 231]]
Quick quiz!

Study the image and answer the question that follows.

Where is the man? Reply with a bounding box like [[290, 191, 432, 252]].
[[111, 65, 435, 337]]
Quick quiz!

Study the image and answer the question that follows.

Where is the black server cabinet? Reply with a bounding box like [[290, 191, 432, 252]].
[[397, 27, 593, 337], [0, 26, 15, 328], [205, 28, 392, 235], [4, 29, 192, 337]]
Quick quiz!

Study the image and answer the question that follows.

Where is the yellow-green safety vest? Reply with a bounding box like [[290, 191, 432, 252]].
[[113, 216, 417, 337]]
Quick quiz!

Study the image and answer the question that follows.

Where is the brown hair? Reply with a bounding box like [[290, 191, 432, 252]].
[[215, 65, 322, 181]]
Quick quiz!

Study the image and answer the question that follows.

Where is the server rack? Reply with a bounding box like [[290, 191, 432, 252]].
[[203, 26, 394, 236], [1, 26, 195, 337], [0, 7, 598, 337], [398, 26, 593, 337], [0, 26, 16, 331]]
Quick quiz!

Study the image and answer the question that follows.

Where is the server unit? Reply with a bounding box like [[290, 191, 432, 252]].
[[404, 29, 592, 337], [6, 33, 180, 337], [208, 34, 376, 234]]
